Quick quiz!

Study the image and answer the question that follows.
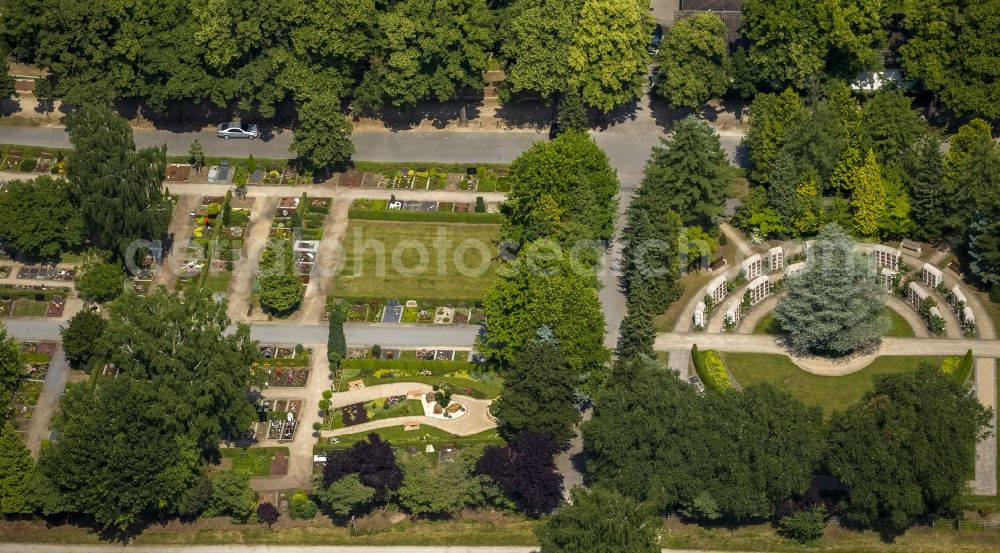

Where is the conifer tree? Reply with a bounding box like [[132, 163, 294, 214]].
[[851, 150, 888, 239]]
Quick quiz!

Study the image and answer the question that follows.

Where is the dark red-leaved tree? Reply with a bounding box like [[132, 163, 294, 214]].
[[257, 501, 280, 528], [322, 433, 402, 498], [477, 431, 564, 516]]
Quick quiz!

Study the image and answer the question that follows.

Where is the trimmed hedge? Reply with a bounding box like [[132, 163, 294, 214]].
[[692, 345, 732, 395], [340, 358, 476, 376], [0, 287, 71, 301], [348, 208, 501, 224]]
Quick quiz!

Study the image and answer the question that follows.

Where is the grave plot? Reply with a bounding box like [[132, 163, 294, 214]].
[[5, 341, 55, 434], [252, 345, 311, 388], [165, 163, 191, 182], [459, 166, 510, 192], [0, 287, 70, 317], [261, 398, 302, 441], [270, 197, 299, 238], [203, 194, 254, 295]]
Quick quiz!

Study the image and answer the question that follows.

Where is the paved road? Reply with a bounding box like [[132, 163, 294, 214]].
[[0, 125, 744, 181], [2, 318, 480, 348]]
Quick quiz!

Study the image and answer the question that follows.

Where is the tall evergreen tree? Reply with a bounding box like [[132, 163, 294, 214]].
[[491, 334, 581, 448], [65, 105, 171, 260], [767, 150, 801, 230], [327, 304, 347, 367], [774, 224, 889, 356], [556, 88, 588, 133], [851, 150, 889, 239], [907, 137, 947, 242], [638, 116, 732, 228]]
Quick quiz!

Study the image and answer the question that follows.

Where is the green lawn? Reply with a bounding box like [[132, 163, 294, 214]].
[[724, 353, 945, 416], [752, 308, 915, 338], [219, 446, 290, 477], [11, 299, 47, 317], [332, 220, 499, 301], [201, 273, 232, 294]]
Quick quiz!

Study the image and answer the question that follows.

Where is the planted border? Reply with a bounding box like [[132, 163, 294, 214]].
[[348, 208, 500, 224], [692, 345, 732, 394]]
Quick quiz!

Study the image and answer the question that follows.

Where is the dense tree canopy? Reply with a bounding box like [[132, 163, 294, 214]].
[[827, 365, 992, 529], [0, 176, 84, 259], [59, 308, 107, 371], [743, 0, 885, 88], [0, 423, 33, 515], [490, 336, 580, 448], [500, 0, 580, 101], [479, 248, 608, 386], [655, 13, 730, 110], [395, 447, 488, 516], [584, 356, 824, 520], [568, 0, 653, 113], [65, 105, 171, 260], [501, 131, 619, 247], [477, 431, 564, 516], [536, 486, 660, 553], [900, 0, 1000, 119], [34, 377, 201, 529], [0, 323, 21, 420], [98, 287, 258, 455]]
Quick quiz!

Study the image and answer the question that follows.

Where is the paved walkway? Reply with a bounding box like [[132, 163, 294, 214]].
[[300, 200, 350, 323], [655, 333, 1000, 368], [23, 343, 69, 458], [153, 194, 200, 290], [226, 196, 278, 321], [972, 358, 998, 495]]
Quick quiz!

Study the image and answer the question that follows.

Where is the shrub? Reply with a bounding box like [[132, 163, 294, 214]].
[[779, 504, 827, 543], [693, 347, 731, 394], [289, 491, 318, 519], [475, 196, 486, 213], [941, 350, 974, 384], [256, 501, 279, 527]]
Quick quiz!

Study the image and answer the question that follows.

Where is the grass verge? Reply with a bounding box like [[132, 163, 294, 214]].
[[331, 220, 499, 302], [724, 353, 945, 416]]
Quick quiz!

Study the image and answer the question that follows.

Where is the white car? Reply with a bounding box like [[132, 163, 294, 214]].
[[216, 122, 259, 140]]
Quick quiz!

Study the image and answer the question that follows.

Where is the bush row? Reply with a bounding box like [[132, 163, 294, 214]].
[[347, 208, 501, 224]]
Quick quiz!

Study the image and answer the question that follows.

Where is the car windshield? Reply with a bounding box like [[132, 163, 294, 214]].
[[240, 123, 251, 131]]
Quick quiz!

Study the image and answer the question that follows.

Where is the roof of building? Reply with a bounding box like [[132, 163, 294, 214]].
[[922, 263, 943, 277], [952, 286, 967, 304]]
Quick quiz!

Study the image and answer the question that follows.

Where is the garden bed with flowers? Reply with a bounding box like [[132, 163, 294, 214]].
[[335, 359, 501, 399], [322, 395, 423, 430]]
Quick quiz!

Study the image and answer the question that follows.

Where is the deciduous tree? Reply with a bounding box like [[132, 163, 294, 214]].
[[66, 105, 171, 260], [0, 423, 33, 515], [536, 486, 659, 553], [568, 0, 653, 113], [291, 96, 354, 171], [501, 0, 580, 101], [396, 447, 487, 516], [827, 365, 992, 529], [479, 249, 608, 387], [99, 287, 259, 456], [59, 308, 107, 371], [74, 262, 124, 304], [477, 431, 564, 516], [0, 176, 84, 259], [34, 377, 200, 529], [655, 13, 730, 109]]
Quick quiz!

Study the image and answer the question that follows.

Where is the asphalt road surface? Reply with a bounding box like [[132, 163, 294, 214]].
[[2, 318, 480, 349]]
